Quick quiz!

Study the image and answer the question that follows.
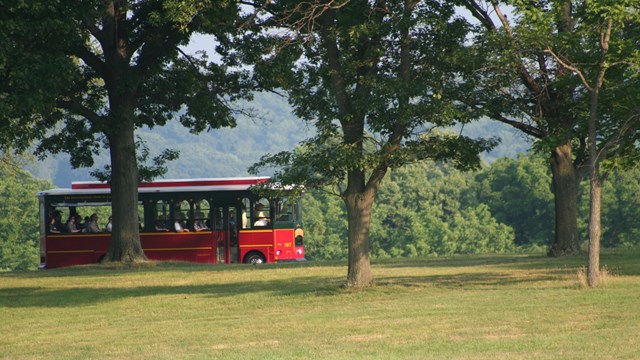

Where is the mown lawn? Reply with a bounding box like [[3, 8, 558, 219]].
[[1, 250, 639, 359]]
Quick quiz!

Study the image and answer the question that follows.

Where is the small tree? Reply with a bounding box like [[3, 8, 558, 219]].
[[550, 5, 640, 287], [247, 0, 495, 288]]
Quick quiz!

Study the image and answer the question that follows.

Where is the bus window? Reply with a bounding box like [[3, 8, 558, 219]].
[[253, 198, 270, 227], [241, 198, 250, 228], [194, 199, 210, 232], [137, 204, 144, 232], [155, 200, 170, 231], [212, 207, 224, 230], [275, 197, 293, 222], [51, 204, 113, 234]]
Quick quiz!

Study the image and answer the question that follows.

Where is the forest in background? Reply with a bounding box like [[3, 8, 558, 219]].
[[303, 156, 640, 260], [4, 147, 640, 270]]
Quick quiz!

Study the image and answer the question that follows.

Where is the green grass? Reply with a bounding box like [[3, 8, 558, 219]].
[[1, 250, 639, 359]]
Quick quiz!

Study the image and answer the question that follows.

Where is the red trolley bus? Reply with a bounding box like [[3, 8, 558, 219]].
[[37, 177, 305, 268]]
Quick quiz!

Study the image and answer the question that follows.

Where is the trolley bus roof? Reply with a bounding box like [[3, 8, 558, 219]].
[[37, 176, 271, 196]]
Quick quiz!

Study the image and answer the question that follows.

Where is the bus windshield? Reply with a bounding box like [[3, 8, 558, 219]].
[[274, 197, 300, 223]]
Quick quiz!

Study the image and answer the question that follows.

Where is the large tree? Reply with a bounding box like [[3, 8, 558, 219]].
[[0, 1, 251, 264], [247, 0, 495, 287], [461, 0, 588, 256]]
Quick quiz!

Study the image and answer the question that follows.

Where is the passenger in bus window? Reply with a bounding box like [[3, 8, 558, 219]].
[[155, 217, 169, 232], [106, 216, 113, 232], [174, 213, 190, 232], [49, 211, 62, 234], [82, 216, 90, 232], [253, 203, 269, 226], [241, 205, 248, 228], [75, 214, 84, 229], [193, 212, 208, 232], [86, 213, 102, 233], [65, 216, 82, 233]]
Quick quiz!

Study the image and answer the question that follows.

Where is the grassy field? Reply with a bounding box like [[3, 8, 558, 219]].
[[1, 251, 639, 359]]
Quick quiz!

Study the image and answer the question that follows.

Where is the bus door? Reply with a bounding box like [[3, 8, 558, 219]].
[[227, 207, 239, 263], [212, 207, 226, 264], [212, 206, 239, 264]]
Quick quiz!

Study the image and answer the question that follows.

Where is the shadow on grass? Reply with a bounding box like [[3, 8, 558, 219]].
[[1, 259, 348, 280], [375, 268, 569, 290], [0, 267, 575, 310], [2, 251, 638, 309], [0, 274, 344, 309], [374, 250, 640, 276], [373, 254, 549, 269]]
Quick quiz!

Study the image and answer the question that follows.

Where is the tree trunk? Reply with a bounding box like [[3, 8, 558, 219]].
[[587, 175, 602, 287], [100, 2, 146, 264], [586, 62, 606, 287], [343, 179, 376, 289], [548, 143, 581, 256], [104, 112, 146, 264]]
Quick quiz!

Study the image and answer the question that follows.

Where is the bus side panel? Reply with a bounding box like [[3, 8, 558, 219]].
[[141, 232, 215, 263], [238, 230, 274, 263], [44, 234, 110, 268]]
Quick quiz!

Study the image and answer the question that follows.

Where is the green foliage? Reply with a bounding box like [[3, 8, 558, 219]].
[[0, 0, 250, 176], [0, 162, 51, 271], [476, 153, 555, 247], [247, 0, 497, 189], [301, 190, 348, 260], [28, 92, 314, 186], [90, 136, 180, 183], [304, 160, 518, 260], [301, 153, 639, 260], [602, 167, 640, 248]]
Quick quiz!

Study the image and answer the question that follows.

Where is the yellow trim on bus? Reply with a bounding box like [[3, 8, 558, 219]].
[[239, 244, 272, 248], [142, 232, 213, 235], [239, 230, 272, 234], [47, 234, 109, 238], [48, 250, 94, 254], [143, 247, 213, 251]]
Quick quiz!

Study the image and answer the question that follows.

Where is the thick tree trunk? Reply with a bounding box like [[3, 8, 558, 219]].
[[104, 114, 146, 264], [344, 189, 375, 288], [587, 175, 602, 287], [548, 143, 581, 256], [100, 2, 146, 264]]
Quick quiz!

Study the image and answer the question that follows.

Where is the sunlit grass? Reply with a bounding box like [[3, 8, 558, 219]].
[[1, 250, 639, 359]]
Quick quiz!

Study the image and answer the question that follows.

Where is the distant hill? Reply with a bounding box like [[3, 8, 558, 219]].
[[26, 92, 531, 187]]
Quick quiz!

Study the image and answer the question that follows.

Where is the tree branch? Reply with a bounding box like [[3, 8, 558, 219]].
[[543, 48, 593, 92], [56, 99, 104, 127], [72, 44, 106, 78], [459, 0, 496, 31]]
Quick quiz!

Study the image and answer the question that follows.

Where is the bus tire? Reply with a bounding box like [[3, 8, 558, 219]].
[[244, 252, 265, 264]]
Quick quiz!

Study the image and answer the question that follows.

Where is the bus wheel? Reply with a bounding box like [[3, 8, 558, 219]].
[[244, 252, 265, 264]]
